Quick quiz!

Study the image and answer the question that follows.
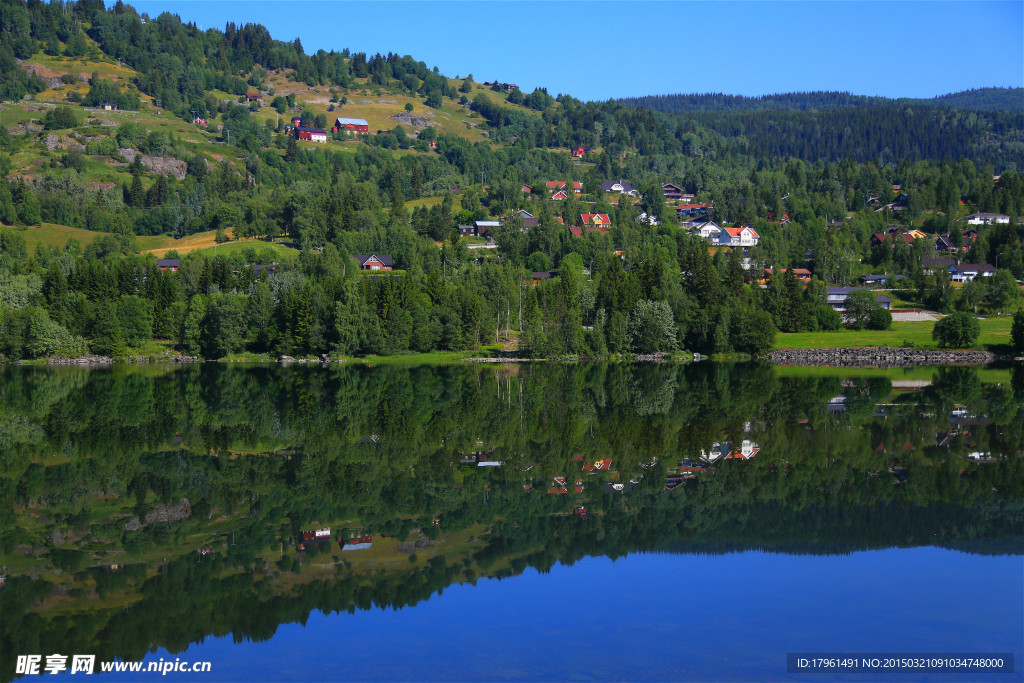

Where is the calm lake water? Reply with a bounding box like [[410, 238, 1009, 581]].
[[2, 362, 1022, 682]]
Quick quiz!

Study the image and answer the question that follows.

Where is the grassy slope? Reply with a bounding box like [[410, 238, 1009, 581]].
[[18, 222, 112, 251]]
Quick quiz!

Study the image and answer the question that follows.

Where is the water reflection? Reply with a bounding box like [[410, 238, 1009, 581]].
[[0, 362, 1021, 681]]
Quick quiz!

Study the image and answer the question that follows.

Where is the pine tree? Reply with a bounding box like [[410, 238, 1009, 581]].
[[129, 174, 145, 208]]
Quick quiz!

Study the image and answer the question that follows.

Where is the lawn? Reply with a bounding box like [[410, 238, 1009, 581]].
[[774, 317, 1013, 351], [141, 231, 298, 258], [775, 365, 1013, 383]]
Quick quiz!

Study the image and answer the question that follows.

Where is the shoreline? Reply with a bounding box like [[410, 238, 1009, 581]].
[[7, 347, 1019, 368], [769, 347, 1016, 367]]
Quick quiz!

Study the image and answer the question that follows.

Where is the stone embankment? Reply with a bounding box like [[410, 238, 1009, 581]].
[[770, 348, 1000, 367], [48, 354, 115, 365], [44, 354, 202, 365]]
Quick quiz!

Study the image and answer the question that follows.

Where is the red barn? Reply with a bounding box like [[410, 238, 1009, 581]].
[[333, 117, 369, 133]]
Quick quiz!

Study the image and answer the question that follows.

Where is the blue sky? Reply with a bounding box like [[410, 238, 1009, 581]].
[[124, 1, 1023, 102]]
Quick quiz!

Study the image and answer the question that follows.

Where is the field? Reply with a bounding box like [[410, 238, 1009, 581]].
[[16, 222, 112, 251], [774, 317, 1013, 351], [12, 224, 298, 262]]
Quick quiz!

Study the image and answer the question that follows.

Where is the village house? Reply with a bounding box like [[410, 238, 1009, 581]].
[[570, 145, 592, 158], [922, 256, 955, 274], [726, 440, 761, 460], [333, 117, 369, 134], [522, 216, 563, 229], [156, 258, 181, 272], [714, 226, 759, 247], [600, 180, 638, 196], [948, 263, 995, 282], [342, 535, 373, 551], [871, 231, 916, 247], [352, 254, 393, 271], [691, 220, 724, 240], [245, 93, 262, 102], [568, 213, 610, 238], [964, 212, 1010, 225], [545, 180, 582, 196], [858, 274, 906, 286], [523, 271, 552, 286], [761, 268, 811, 284], [662, 183, 686, 200], [569, 225, 607, 237], [98, 102, 117, 111], [676, 202, 711, 217], [826, 287, 892, 311], [294, 126, 327, 142]]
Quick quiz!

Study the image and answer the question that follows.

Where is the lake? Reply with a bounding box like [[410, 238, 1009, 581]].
[[1, 362, 1021, 682]]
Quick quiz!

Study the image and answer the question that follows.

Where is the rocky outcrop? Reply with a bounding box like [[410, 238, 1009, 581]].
[[389, 112, 433, 128], [396, 536, 436, 554], [118, 148, 188, 179], [145, 498, 191, 524], [771, 347, 1000, 367]]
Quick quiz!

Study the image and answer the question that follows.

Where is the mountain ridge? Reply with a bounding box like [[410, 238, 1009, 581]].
[[616, 87, 1024, 114]]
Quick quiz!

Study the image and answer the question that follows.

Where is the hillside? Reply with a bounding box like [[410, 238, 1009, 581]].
[[616, 88, 1024, 113], [1, 0, 1023, 365]]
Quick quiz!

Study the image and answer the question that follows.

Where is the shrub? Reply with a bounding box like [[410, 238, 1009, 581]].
[[1011, 311, 1024, 353], [42, 106, 80, 130], [932, 312, 981, 348], [867, 306, 892, 331]]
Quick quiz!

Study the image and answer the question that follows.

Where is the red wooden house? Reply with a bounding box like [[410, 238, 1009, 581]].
[[294, 126, 327, 143], [353, 254, 394, 271]]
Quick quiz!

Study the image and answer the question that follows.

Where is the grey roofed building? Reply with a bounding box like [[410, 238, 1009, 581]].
[[352, 254, 394, 270], [600, 180, 637, 195], [826, 287, 892, 311]]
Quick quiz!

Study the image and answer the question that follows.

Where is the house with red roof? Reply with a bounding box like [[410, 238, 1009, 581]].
[[569, 214, 610, 238], [545, 180, 582, 194], [714, 226, 759, 247]]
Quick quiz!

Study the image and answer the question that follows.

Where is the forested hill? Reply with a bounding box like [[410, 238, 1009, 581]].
[[617, 88, 1024, 114]]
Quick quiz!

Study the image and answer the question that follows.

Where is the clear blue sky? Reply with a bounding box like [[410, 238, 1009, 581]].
[[123, 1, 1023, 102]]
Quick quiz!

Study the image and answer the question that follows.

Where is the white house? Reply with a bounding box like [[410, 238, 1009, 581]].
[[692, 220, 723, 240], [949, 263, 995, 282], [600, 180, 638, 196], [964, 213, 1010, 225], [714, 226, 760, 247]]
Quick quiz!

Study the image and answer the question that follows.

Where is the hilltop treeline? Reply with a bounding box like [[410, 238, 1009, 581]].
[[618, 88, 1024, 114]]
